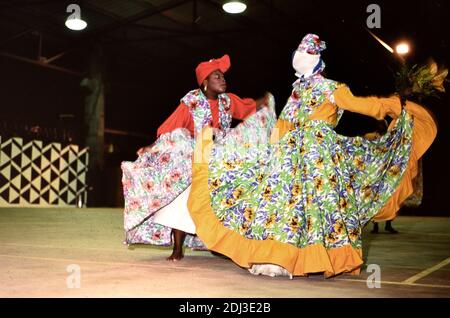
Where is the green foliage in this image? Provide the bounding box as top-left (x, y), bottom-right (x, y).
top-left (395, 59), bottom-right (447, 103)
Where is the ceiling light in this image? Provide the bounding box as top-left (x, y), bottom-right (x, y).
top-left (65, 18), bottom-right (87, 31)
top-left (222, 1), bottom-right (247, 14)
top-left (65, 4), bottom-right (87, 31)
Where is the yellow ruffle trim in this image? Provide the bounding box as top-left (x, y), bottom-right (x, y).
top-left (374, 100), bottom-right (437, 221)
top-left (188, 126), bottom-right (362, 277)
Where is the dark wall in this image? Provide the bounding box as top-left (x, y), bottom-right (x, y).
top-left (1, 0), bottom-right (448, 212)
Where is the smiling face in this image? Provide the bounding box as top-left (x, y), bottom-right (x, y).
top-left (203, 70), bottom-right (227, 95)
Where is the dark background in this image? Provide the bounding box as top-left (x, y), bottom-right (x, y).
top-left (0, 0), bottom-right (448, 213)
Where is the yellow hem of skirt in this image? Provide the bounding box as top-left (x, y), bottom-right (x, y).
top-left (188, 99), bottom-right (437, 276)
top-left (188, 127), bottom-right (362, 277)
top-left (373, 100), bottom-right (437, 221)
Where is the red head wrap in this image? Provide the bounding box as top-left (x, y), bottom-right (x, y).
top-left (195, 54), bottom-right (230, 86)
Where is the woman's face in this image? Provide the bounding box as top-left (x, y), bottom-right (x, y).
top-left (204, 70), bottom-right (227, 94)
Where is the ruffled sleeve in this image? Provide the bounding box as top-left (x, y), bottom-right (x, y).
top-left (156, 102), bottom-right (194, 137)
top-left (228, 93), bottom-right (257, 120)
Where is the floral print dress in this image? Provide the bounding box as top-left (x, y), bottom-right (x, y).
top-left (188, 73), bottom-right (435, 276)
top-left (121, 89), bottom-right (277, 247)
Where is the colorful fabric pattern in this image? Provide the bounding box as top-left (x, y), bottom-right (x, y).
top-left (181, 89), bottom-right (231, 139)
top-left (121, 90), bottom-right (276, 248)
top-left (297, 33), bottom-right (326, 54)
top-left (207, 75), bottom-right (413, 252)
top-left (122, 127), bottom-right (198, 246)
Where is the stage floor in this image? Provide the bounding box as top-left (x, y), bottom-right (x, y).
top-left (0, 208), bottom-right (449, 297)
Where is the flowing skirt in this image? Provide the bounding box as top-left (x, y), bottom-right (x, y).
top-left (121, 96), bottom-right (277, 248)
top-left (187, 100), bottom-right (437, 277)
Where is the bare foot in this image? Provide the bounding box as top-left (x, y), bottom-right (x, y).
top-left (166, 249), bottom-right (184, 261)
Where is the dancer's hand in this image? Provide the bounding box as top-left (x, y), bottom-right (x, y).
top-left (256, 92), bottom-right (272, 110)
top-left (137, 145), bottom-right (151, 156)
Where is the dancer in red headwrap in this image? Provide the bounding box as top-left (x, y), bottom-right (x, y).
top-left (121, 55), bottom-right (277, 261)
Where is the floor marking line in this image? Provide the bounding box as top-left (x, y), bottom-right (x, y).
top-left (1, 254), bottom-right (450, 289)
top-left (335, 278), bottom-right (450, 289)
top-left (401, 257), bottom-right (450, 284)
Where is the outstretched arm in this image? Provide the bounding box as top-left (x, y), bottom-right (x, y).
top-left (228, 93), bottom-right (257, 120)
top-left (156, 102), bottom-right (193, 137)
top-left (333, 85), bottom-right (402, 120)
top-left (137, 103), bottom-right (193, 156)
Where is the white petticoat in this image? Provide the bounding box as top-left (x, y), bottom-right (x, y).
top-left (153, 185), bottom-right (196, 234)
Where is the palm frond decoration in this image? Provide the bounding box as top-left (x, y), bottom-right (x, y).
top-left (395, 58), bottom-right (448, 104)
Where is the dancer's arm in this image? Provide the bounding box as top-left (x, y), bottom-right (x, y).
top-left (157, 103), bottom-right (194, 137)
top-left (228, 93), bottom-right (257, 120)
top-left (137, 103), bottom-right (193, 156)
top-left (333, 85), bottom-right (402, 120)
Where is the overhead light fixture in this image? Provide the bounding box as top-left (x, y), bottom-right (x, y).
top-left (395, 43), bottom-right (409, 55)
top-left (222, 1), bottom-right (247, 14)
top-left (65, 4), bottom-right (87, 31)
top-left (65, 18), bottom-right (87, 31)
